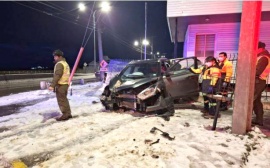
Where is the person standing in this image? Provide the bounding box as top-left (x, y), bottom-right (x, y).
top-left (48, 49), bottom-right (72, 121)
top-left (252, 42), bottom-right (270, 126)
top-left (190, 56), bottom-right (221, 118)
top-left (217, 52), bottom-right (233, 111)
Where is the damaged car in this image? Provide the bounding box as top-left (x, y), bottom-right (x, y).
top-left (100, 57), bottom-right (201, 116)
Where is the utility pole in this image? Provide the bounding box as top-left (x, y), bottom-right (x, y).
top-left (97, 22), bottom-right (105, 81)
top-left (93, 11), bottom-right (97, 71)
top-left (232, 1), bottom-right (262, 134)
top-left (144, 2), bottom-right (147, 60)
top-left (174, 18), bottom-right (178, 58)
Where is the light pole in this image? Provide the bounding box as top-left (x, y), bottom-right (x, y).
top-left (93, 10), bottom-right (97, 71)
top-left (93, 2), bottom-right (111, 71)
top-left (79, 2), bottom-right (111, 71)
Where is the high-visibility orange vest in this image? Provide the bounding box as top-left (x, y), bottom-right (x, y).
top-left (54, 61), bottom-right (70, 84)
top-left (219, 59), bottom-right (233, 82)
top-left (257, 55), bottom-right (270, 80)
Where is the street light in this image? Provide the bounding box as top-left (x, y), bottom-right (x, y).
top-left (142, 39), bottom-right (149, 45)
top-left (134, 41), bottom-right (139, 46)
top-left (93, 2), bottom-right (111, 71)
top-left (79, 2), bottom-right (111, 71)
top-left (134, 39), bottom-right (150, 60)
top-left (100, 2), bottom-right (111, 12)
top-left (78, 3), bottom-right (86, 12)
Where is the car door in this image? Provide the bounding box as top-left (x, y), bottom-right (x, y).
top-left (163, 57), bottom-right (201, 99)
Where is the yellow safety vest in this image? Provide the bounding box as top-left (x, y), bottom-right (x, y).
top-left (191, 66), bottom-right (221, 86)
top-left (257, 55), bottom-right (270, 80)
top-left (54, 60), bottom-right (70, 84)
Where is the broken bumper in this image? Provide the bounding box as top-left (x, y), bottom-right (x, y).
top-left (100, 93), bottom-right (168, 112)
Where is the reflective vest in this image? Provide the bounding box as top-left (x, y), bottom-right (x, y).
top-left (54, 61), bottom-right (70, 84)
top-left (191, 66), bottom-right (221, 86)
top-left (257, 55), bottom-right (270, 80)
top-left (219, 59), bottom-right (233, 82)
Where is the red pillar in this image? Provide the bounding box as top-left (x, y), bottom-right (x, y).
top-left (232, 1), bottom-right (262, 134)
top-left (68, 47), bottom-right (84, 85)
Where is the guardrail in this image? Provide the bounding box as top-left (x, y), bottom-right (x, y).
top-left (0, 68), bottom-right (96, 75)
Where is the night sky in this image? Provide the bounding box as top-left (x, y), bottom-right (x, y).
top-left (0, 1), bottom-right (183, 70)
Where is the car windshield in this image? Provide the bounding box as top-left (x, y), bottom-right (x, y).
top-left (120, 62), bottom-right (160, 80)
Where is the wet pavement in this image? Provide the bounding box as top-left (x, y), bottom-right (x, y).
top-left (0, 77), bottom-right (98, 97)
top-left (0, 97), bottom-right (51, 117)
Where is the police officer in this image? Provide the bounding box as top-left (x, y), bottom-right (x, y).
top-left (48, 49), bottom-right (72, 121)
top-left (252, 42), bottom-right (270, 126)
top-left (217, 52), bottom-right (233, 111)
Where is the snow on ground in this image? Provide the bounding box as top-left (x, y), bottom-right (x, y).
top-left (0, 82), bottom-right (270, 168)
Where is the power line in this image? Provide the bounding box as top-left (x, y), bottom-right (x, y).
top-left (13, 1), bottom-right (152, 57)
top-left (104, 25), bottom-right (152, 55)
top-left (13, 2), bottom-right (93, 30)
top-left (81, 1), bottom-right (96, 47)
top-left (105, 29), bottom-right (152, 56)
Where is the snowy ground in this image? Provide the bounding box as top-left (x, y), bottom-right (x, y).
top-left (0, 82), bottom-right (270, 168)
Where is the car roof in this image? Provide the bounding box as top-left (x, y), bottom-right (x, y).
top-left (128, 58), bottom-right (168, 65)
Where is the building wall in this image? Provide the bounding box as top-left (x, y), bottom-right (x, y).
top-left (184, 21), bottom-right (270, 60)
top-left (167, 0), bottom-right (270, 17)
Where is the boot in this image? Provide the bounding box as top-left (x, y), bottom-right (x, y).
top-left (56, 114), bottom-right (72, 121)
top-left (201, 102), bottom-right (209, 113)
top-left (251, 120), bottom-right (263, 126)
top-left (200, 108), bottom-right (208, 114)
top-left (219, 102), bottom-right (228, 111)
top-left (203, 105), bottom-right (220, 119)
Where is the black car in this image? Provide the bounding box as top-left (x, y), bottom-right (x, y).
top-left (100, 57), bottom-right (201, 116)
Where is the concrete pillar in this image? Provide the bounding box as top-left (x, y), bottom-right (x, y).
top-left (232, 1), bottom-right (262, 134)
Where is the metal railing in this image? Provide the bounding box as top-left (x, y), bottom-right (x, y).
top-left (0, 67), bottom-right (97, 75)
top-left (227, 53), bottom-right (270, 101)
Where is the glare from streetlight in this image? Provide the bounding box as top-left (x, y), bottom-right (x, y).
top-left (157, 52), bottom-right (160, 55)
top-left (134, 41), bottom-right (139, 46)
top-left (100, 2), bottom-right (111, 12)
top-left (78, 3), bottom-right (86, 12)
top-left (142, 39), bottom-right (149, 45)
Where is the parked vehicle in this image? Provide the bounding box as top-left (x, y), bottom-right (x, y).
top-left (100, 57), bottom-right (201, 115)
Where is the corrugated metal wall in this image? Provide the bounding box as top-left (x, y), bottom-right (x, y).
top-left (184, 21), bottom-right (270, 58)
top-left (167, 0), bottom-right (270, 17)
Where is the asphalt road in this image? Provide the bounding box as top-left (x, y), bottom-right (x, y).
top-left (0, 73), bottom-right (97, 97)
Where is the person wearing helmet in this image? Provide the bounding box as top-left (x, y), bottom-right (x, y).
top-left (190, 56), bottom-right (221, 119)
top-left (48, 49), bottom-right (72, 121)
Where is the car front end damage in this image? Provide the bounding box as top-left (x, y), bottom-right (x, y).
top-left (100, 78), bottom-right (174, 115)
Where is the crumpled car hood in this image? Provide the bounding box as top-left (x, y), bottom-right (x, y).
top-left (111, 77), bottom-right (158, 92)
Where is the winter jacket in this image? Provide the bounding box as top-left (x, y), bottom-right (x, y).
top-left (51, 58), bottom-right (70, 87)
top-left (191, 65), bottom-right (221, 93)
top-left (218, 58), bottom-right (233, 82)
top-left (256, 50), bottom-right (270, 81)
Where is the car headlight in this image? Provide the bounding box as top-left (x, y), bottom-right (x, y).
top-left (137, 84), bottom-right (160, 100)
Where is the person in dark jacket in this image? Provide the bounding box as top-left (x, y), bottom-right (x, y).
top-left (252, 42), bottom-right (270, 126)
top-left (191, 56), bottom-right (221, 119)
top-left (48, 49), bottom-right (72, 121)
